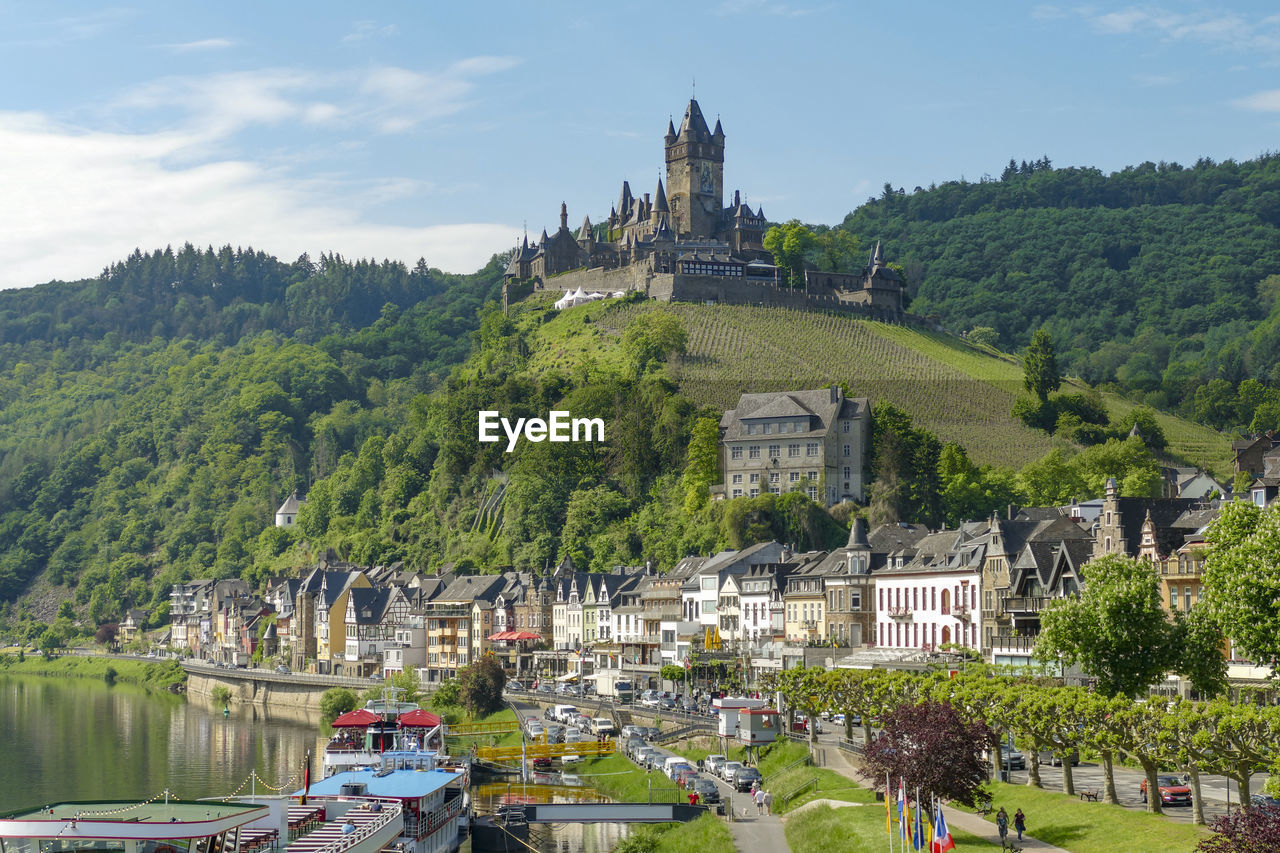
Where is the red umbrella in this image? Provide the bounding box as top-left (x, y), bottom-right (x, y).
top-left (331, 708), bottom-right (379, 727)
top-left (510, 631), bottom-right (542, 641)
top-left (486, 630), bottom-right (513, 641)
top-left (398, 709), bottom-right (442, 728)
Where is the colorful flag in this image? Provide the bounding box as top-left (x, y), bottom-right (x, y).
top-left (300, 749), bottom-right (311, 806)
top-left (885, 774), bottom-right (893, 837)
top-left (912, 793), bottom-right (925, 850)
top-left (931, 803), bottom-right (956, 853)
top-left (898, 780), bottom-right (908, 842)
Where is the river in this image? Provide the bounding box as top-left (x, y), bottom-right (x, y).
top-left (0, 675), bottom-right (627, 852)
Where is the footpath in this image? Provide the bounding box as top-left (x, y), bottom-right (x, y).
top-left (726, 789), bottom-right (791, 853)
top-left (815, 745), bottom-right (1072, 852)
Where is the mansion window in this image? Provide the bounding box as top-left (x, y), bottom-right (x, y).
top-left (806, 442), bottom-right (819, 456)
top-left (789, 472), bottom-right (800, 483)
top-left (732, 489), bottom-right (742, 498)
top-left (731, 446), bottom-right (743, 460)
top-left (788, 444), bottom-right (801, 458)
top-left (732, 474), bottom-right (743, 484)
top-left (749, 445), bottom-right (761, 459)
top-left (768, 444), bottom-right (780, 458)
top-left (843, 444), bottom-right (851, 456)
top-left (807, 486), bottom-right (817, 500)
top-left (850, 591), bottom-right (861, 609)
top-left (808, 470), bottom-right (818, 480)
top-left (842, 420), bottom-right (851, 432)
top-left (770, 472), bottom-right (780, 484)
top-left (749, 473), bottom-right (759, 484)
top-left (749, 488), bottom-right (759, 497)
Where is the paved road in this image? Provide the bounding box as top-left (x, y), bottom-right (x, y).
top-left (811, 726), bottom-right (1270, 826)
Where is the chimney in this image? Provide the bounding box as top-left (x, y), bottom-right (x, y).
top-left (1008, 504), bottom-right (1015, 520)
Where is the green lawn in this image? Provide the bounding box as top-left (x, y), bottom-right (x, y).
top-left (966, 780), bottom-right (1209, 853)
top-left (0, 653), bottom-right (186, 689)
top-left (784, 803), bottom-right (992, 853)
top-left (573, 753), bottom-right (687, 803)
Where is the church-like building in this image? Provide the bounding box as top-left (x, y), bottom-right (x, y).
top-left (504, 98), bottom-right (905, 321)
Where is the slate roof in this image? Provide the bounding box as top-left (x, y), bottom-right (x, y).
top-left (1114, 497), bottom-right (1208, 557)
top-left (720, 387), bottom-right (867, 442)
top-left (866, 523), bottom-right (930, 553)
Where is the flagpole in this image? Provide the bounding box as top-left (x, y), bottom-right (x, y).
top-left (886, 771), bottom-right (893, 853)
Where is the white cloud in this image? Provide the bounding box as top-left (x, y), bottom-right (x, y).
top-left (1233, 89), bottom-right (1280, 111)
top-left (342, 21), bottom-right (398, 43)
top-left (716, 0), bottom-right (819, 17)
top-left (0, 112), bottom-right (513, 289)
top-left (1079, 5), bottom-right (1280, 52)
top-left (162, 38), bottom-right (235, 53)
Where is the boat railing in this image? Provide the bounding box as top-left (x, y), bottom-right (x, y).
top-left (287, 799), bottom-right (402, 853)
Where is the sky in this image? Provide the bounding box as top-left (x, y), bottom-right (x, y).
top-left (4, 1), bottom-right (1280, 289)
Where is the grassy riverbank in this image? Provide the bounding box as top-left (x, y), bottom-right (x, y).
top-left (784, 804), bottom-right (990, 853)
top-left (671, 738), bottom-right (865, 813)
top-left (0, 653), bottom-right (185, 689)
top-left (572, 753), bottom-right (734, 853)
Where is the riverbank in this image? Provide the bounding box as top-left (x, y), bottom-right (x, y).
top-left (0, 653), bottom-right (185, 689)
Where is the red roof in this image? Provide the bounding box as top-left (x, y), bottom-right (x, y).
top-left (331, 708), bottom-right (379, 727)
top-left (398, 709), bottom-right (442, 728)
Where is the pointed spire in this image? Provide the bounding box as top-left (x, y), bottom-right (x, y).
top-left (679, 98), bottom-right (712, 142)
top-left (577, 215), bottom-right (593, 241)
top-left (539, 227), bottom-right (549, 244)
top-left (654, 177), bottom-right (668, 213)
top-left (713, 117), bottom-right (724, 141)
top-left (1129, 421), bottom-right (1145, 441)
top-left (847, 517), bottom-right (869, 550)
top-left (665, 118), bottom-right (677, 144)
top-left (872, 241), bottom-right (884, 268)
top-left (617, 181), bottom-right (633, 218)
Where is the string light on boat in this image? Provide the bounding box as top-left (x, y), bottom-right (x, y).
top-left (217, 770), bottom-right (297, 800)
top-left (76, 790), bottom-right (173, 817)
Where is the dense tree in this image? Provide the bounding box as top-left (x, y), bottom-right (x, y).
top-left (1035, 554), bottom-right (1181, 698)
top-left (1023, 328), bottom-right (1062, 402)
top-left (458, 656), bottom-right (507, 718)
top-left (1199, 806), bottom-right (1280, 853)
top-left (762, 220), bottom-right (818, 287)
top-left (863, 700), bottom-right (991, 808)
top-left (1202, 501), bottom-right (1280, 672)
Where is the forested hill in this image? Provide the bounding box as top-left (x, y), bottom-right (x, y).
top-left (0, 245), bottom-right (506, 623)
top-left (839, 154), bottom-right (1280, 427)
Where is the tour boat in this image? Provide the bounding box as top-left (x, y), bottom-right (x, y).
top-left (323, 701), bottom-right (446, 778)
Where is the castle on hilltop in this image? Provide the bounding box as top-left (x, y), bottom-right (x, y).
top-left (503, 99), bottom-right (907, 321)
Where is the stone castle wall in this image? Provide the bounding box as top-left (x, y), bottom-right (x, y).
top-left (519, 266), bottom-right (924, 325)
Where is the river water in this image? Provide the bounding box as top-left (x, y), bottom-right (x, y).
top-left (0, 676), bottom-right (627, 852)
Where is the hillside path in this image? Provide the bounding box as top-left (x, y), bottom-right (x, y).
top-left (727, 788), bottom-right (792, 853)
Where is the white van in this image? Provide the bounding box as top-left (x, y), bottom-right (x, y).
top-left (591, 718), bottom-right (616, 736)
top-left (553, 704), bottom-right (579, 724)
top-left (663, 755), bottom-right (691, 777)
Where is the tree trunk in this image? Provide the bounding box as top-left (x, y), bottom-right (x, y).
top-left (1236, 761), bottom-right (1253, 805)
top-left (1141, 759), bottom-right (1163, 815)
top-left (863, 719), bottom-right (873, 744)
top-left (991, 733), bottom-right (1004, 783)
top-left (1186, 765), bottom-right (1205, 825)
top-left (1101, 751), bottom-right (1117, 805)
top-left (1027, 751), bottom-right (1042, 788)
top-left (1062, 753), bottom-right (1076, 797)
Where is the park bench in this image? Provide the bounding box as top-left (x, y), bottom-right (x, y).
top-left (1078, 789), bottom-right (1100, 802)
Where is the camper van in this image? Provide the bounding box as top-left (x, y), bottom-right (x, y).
top-left (552, 704), bottom-right (579, 723)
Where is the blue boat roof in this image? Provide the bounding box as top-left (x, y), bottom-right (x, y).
top-left (297, 768), bottom-right (460, 799)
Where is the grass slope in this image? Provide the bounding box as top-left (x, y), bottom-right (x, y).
top-left (526, 301), bottom-right (1231, 474)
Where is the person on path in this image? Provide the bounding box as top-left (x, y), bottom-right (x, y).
top-left (996, 807), bottom-right (1009, 846)
top-left (688, 791), bottom-right (700, 806)
top-left (1014, 808), bottom-right (1026, 842)
top-left (753, 787), bottom-right (765, 814)
top-left (763, 790), bottom-right (773, 816)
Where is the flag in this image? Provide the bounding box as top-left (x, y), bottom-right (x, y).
top-left (931, 803), bottom-right (955, 853)
top-left (300, 749), bottom-right (311, 806)
top-left (898, 780), bottom-right (908, 842)
top-left (912, 794), bottom-right (925, 850)
top-left (885, 773), bottom-right (892, 837)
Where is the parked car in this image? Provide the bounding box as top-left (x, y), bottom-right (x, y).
top-left (733, 767), bottom-right (763, 792)
top-left (704, 754), bottom-right (727, 777)
top-left (639, 690), bottom-right (660, 708)
top-left (657, 697), bottom-right (676, 711)
top-left (275, 665), bottom-right (290, 674)
top-left (1037, 748), bottom-right (1080, 767)
top-left (666, 761), bottom-right (694, 782)
top-left (689, 777), bottom-right (720, 804)
top-left (621, 725), bottom-right (645, 741)
top-left (720, 761), bottom-right (744, 783)
top-left (641, 726), bottom-right (661, 740)
top-left (1141, 775), bottom-right (1192, 806)
top-left (537, 683), bottom-right (555, 694)
top-left (564, 726), bottom-right (585, 744)
top-left (590, 718), bottom-right (616, 736)
top-left (531, 757), bottom-right (553, 770)
top-left (1001, 744), bottom-right (1025, 770)
top-left (545, 724), bottom-right (565, 744)
top-left (674, 768), bottom-right (700, 789)
top-left (505, 681), bottom-right (525, 692)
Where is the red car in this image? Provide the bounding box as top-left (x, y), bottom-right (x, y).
top-left (1140, 775), bottom-right (1192, 806)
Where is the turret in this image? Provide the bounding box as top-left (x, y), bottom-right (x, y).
top-left (654, 178), bottom-right (669, 213)
top-left (712, 117), bottom-right (724, 144)
top-left (577, 215), bottom-right (593, 242)
top-left (560, 202), bottom-right (568, 232)
top-left (665, 118), bottom-right (677, 146)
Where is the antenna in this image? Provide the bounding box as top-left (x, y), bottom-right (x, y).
top-left (692, 76), bottom-right (695, 99)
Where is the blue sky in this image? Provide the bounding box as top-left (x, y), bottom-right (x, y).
top-left (3, 1), bottom-right (1280, 288)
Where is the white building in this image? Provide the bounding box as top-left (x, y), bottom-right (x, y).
top-left (874, 528), bottom-right (983, 653)
top-left (275, 490), bottom-right (304, 527)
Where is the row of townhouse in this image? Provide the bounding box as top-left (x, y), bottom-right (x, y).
top-left (169, 480), bottom-right (1229, 687)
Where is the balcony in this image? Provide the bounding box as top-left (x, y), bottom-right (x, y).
top-left (1003, 596), bottom-right (1049, 615)
top-left (990, 632), bottom-right (1038, 654)
top-left (887, 606), bottom-right (913, 621)
top-left (951, 603), bottom-right (971, 620)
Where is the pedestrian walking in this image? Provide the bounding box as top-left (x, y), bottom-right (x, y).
top-left (763, 790), bottom-right (773, 816)
top-left (753, 787), bottom-right (765, 814)
top-left (688, 791), bottom-right (700, 807)
top-left (1014, 808), bottom-right (1026, 842)
top-left (995, 807), bottom-right (1009, 846)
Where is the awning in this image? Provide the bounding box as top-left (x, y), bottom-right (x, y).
top-left (331, 708), bottom-right (379, 727)
top-left (487, 630), bottom-right (543, 641)
top-left (487, 631), bottom-right (513, 641)
top-left (397, 709), bottom-right (442, 728)
top-left (555, 673), bottom-right (579, 683)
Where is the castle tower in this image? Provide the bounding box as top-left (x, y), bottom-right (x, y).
top-left (665, 98), bottom-right (724, 239)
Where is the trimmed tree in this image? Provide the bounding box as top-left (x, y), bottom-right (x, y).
top-left (1023, 328), bottom-right (1061, 402)
top-left (1202, 501), bottom-right (1280, 672)
top-left (459, 656), bottom-right (507, 718)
